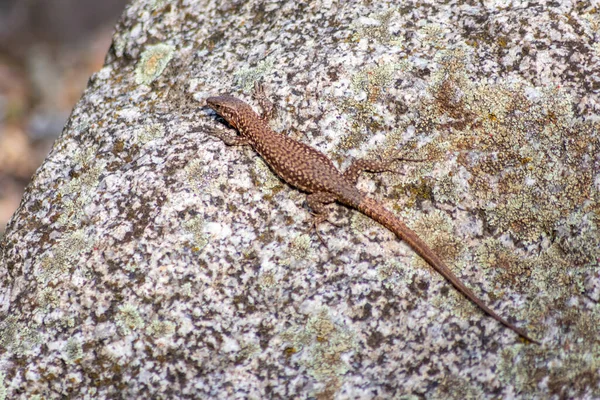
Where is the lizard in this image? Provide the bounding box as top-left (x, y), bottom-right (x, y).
top-left (205, 85), bottom-right (539, 344)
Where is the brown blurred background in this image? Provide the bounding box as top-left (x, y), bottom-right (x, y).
top-left (0, 0), bottom-right (128, 236)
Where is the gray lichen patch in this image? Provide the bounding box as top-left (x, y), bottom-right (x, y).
top-left (351, 8), bottom-right (402, 45)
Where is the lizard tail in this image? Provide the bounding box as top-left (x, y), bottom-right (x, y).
top-left (357, 196), bottom-right (539, 344)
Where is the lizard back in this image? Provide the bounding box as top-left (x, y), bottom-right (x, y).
top-left (221, 97), bottom-right (363, 204)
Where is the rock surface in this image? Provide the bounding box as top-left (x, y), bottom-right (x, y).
top-left (1, 0), bottom-right (599, 398)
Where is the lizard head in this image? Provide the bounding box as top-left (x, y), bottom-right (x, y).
top-left (206, 95), bottom-right (250, 129)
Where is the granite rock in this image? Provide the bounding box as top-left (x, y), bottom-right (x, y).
top-left (1, 0), bottom-right (599, 398)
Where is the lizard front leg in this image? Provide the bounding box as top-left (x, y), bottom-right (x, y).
top-left (253, 82), bottom-right (276, 121)
top-left (208, 126), bottom-right (251, 146)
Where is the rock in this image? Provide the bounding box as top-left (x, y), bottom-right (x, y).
top-left (1, 1), bottom-right (599, 398)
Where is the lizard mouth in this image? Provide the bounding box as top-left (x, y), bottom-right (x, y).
top-left (206, 102), bottom-right (236, 129)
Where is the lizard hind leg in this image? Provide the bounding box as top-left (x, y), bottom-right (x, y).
top-left (306, 192), bottom-right (339, 246)
top-left (343, 158), bottom-right (400, 185)
top-left (343, 156), bottom-right (428, 185)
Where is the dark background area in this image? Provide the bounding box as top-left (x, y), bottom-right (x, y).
top-left (0, 0), bottom-right (128, 235)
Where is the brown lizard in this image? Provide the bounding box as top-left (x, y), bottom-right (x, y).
top-left (206, 86), bottom-right (539, 344)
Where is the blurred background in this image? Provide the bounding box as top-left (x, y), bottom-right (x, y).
top-left (0, 0), bottom-right (128, 236)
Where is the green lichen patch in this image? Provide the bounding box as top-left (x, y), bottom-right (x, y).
top-left (0, 316), bottom-right (42, 356)
top-left (335, 62), bottom-right (405, 153)
top-left (36, 287), bottom-right (61, 311)
top-left (135, 43), bottom-right (175, 85)
top-left (65, 145), bottom-right (103, 190)
top-left (431, 374), bottom-right (485, 400)
top-left (57, 145), bottom-right (104, 228)
top-left (38, 229), bottom-right (94, 284)
top-left (419, 23), bottom-right (450, 49)
top-left (184, 215), bottom-right (208, 251)
top-left (351, 63), bottom-right (399, 104)
top-left (476, 238), bottom-right (537, 291)
top-left (123, 260), bottom-right (138, 272)
top-left (2, 0), bottom-right (599, 397)
top-left (376, 258), bottom-right (416, 296)
top-left (512, 242), bottom-right (594, 339)
top-left (233, 58), bottom-right (274, 92)
top-left (115, 304), bottom-right (145, 335)
top-left (304, 314), bottom-right (355, 379)
top-left (235, 341), bottom-right (260, 365)
top-left (410, 210), bottom-right (463, 267)
top-left (499, 339), bottom-right (600, 398)
top-left (415, 47), bottom-right (599, 252)
top-left (180, 282), bottom-right (192, 297)
top-left (151, 0), bottom-right (168, 10)
top-left (528, 244), bottom-right (572, 303)
top-left (555, 211), bottom-right (600, 267)
top-left (431, 174), bottom-right (463, 204)
top-left (288, 234), bottom-right (312, 259)
top-left (147, 319), bottom-right (176, 337)
top-left (63, 337), bottom-right (84, 364)
top-left (350, 209), bottom-right (379, 237)
top-left (183, 159), bottom-right (204, 181)
top-left (388, 177), bottom-right (436, 210)
top-left (281, 309), bottom-right (356, 385)
top-left (0, 372), bottom-right (6, 400)
top-left (55, 197), bottom-right (86, 228)
top-left (135, 123), bottom-right (165, 144)
top-left (251, 157), bottom-right (283, 192)
top-left (398, 45), bottom-right (600, 343)
top-left (184, 158), bottom-right (222, 196)
top-left (258, 270), bottom-right (276, 289)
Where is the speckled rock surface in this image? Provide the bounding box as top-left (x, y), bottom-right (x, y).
top-left (1, 0), bottom-right (599, 398)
